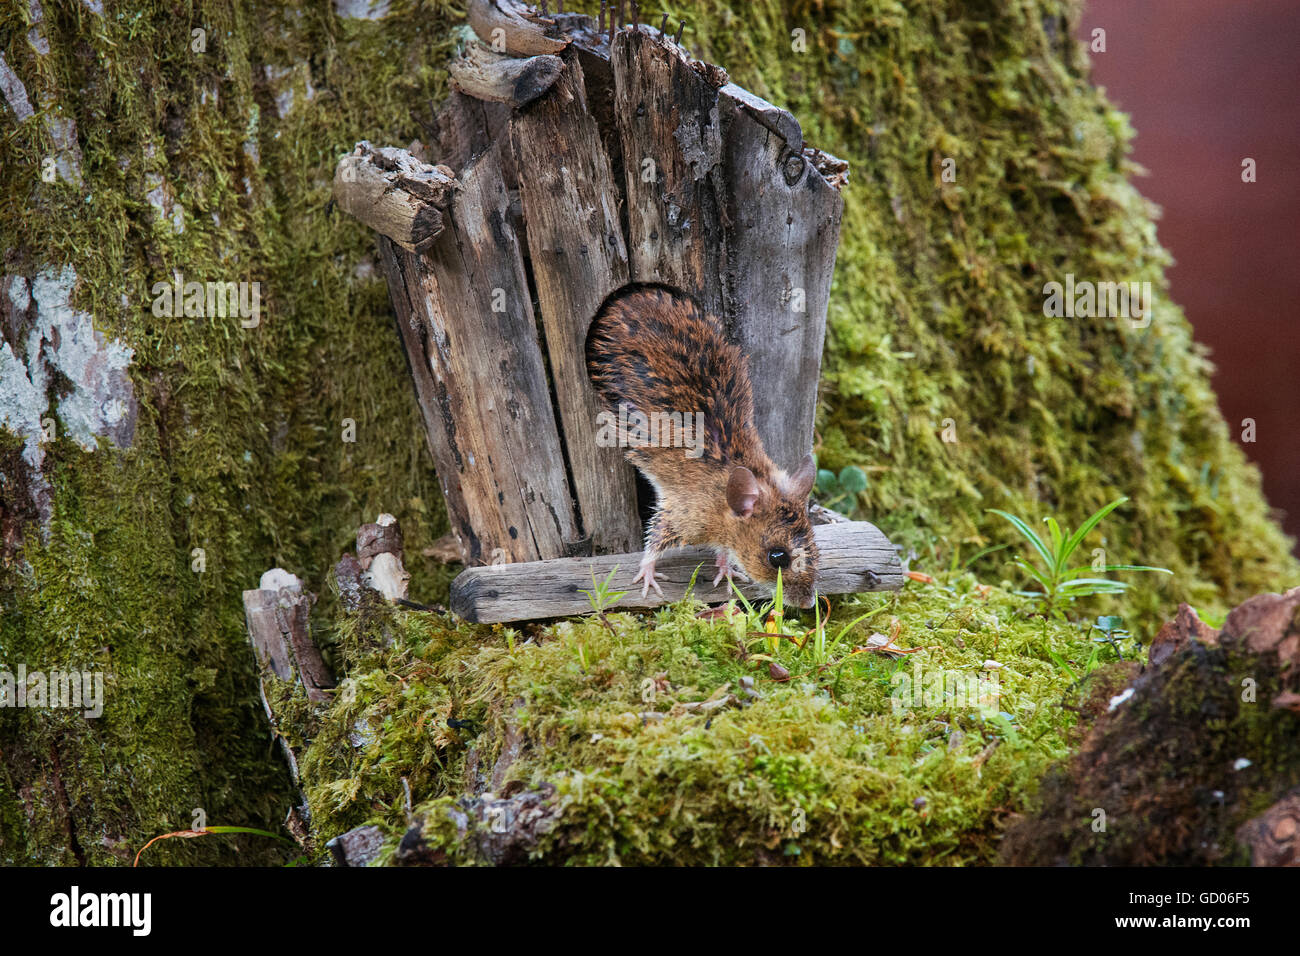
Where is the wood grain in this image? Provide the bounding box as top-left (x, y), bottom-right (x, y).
top-left (450, 519), bottom-right (902, 622)
top-left (511, 54), bottom-right (642, 554)
top-left (380, 143), bottom-right (580, 565)
top-left (611, 28), bottom-right (728, 318)
top-left (719, 89), bottom-right (844, 473)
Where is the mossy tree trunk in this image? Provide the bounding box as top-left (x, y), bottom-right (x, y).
top-left (0, 0), bottom-right (1293, 864)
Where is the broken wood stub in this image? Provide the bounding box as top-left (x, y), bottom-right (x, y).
top-left (449, 38), bottom-right (564, 109)
top-left (242, 569), bottom-right (335, 806)
top-left (332, 142), bottom-right (456, 253)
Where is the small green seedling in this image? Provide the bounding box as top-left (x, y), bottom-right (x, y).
top-left (1089, 614), bottom-right (1133, 661)
top-left (814, 459), bottom-right (868, 513)
top-left (987, 496), bottom-right (1171, 617)
top-left (580, 565), bottom-right (628, 615)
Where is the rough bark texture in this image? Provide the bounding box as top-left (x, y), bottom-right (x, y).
top-left (0, 0), bottom-right (1295, 865)
top-left (508, 54), bottom-right (641, 554)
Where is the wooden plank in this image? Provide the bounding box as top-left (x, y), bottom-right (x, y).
top-left (380, 143), bottom-right (580, 565)
top-left (719, 89), bottom-right (844, 473)
top-left (611, 28), bottom-right (728, 317)
top-left (511, 54), bottom-right (642, 555)
top-left (450, 520), bottom-right (903, 623)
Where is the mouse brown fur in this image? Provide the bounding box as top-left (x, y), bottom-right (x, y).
top-left (586, 283), bottom-right (818, 607)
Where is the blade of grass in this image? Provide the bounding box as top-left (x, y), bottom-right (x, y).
top-left (988, 509), bottom-right (1054, 569)
top-left (1061, 496), bottom-right (1129, 559)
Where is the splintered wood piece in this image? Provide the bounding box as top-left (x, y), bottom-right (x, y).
top-left (720, 91), bottom-right (844, 473)
top-left (381, 143), bottom-right (580, 565)
top-left (611, 28), bottom-right (728, 318)
top-left (450, 520), bottom-right (903, 623)
top-left (243, 574), bottom-right (335, 703)
top-left (468, 0), bottom-right (568, 56)
top-left (327, 825), bottom-right (386, 867)
top-left (511, 55), bottom-right (642, 554)
top-left (332, 142), bottom-right (456, 253)
top-left (449, 38), bottom-right (564, 108)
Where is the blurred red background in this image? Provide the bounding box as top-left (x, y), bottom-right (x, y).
top-left (1078, 0), bottom-right (1300, 553)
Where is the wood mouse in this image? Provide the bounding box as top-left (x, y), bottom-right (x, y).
top-left (586, 283), bottom-right (819, 607)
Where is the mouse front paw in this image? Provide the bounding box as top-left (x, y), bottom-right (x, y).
top-left (711, 552), bottom-right (749, 589)
top-left (633, 557), bottom-right (665, 599)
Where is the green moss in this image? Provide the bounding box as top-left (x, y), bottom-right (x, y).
top-left (0, 0), bottom-right (457, 864)
top-left (295, 577), bottom-right (1129, 865)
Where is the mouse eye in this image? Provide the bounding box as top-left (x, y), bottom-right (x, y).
top-left (767, 548), bottom-right (791, 570)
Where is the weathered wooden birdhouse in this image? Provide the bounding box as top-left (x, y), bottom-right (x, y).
top-left (333, 0), bottom-right (902, 622)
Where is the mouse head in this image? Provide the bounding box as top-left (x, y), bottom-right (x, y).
top-left (724, 454), bottom-right (819, 608)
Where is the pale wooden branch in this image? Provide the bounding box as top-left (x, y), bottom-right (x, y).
top-left (332, 142), bottom-right (456, 253)
top-left (467, 0), bottom-right (568, 57)
top-left (449, 39), bottom-right (564, 108)
top-left (450, 520), bottom-right (903, 623)
top-left (356, 512), bottom-right (410, 602)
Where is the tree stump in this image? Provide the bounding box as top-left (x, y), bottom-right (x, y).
top-left (333, 2), bottom-right (901, 622)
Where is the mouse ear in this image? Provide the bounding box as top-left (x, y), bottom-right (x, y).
top-left (726, 466), bottom-right (760, 518)
top-left (789, 453), bottom-right (816, 499)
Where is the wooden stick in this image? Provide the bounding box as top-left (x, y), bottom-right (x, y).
top-left (449, 38), bottom-right (564, 108)
top-left (332, 142), bottom-right (455, 253)
top-left (450, 520), bottom-right (903, 623)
